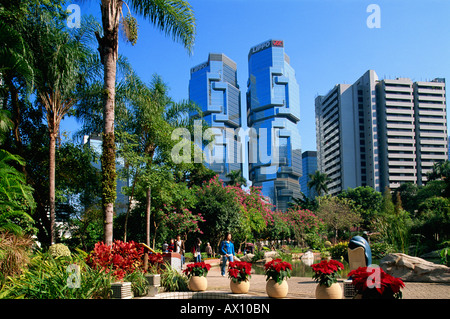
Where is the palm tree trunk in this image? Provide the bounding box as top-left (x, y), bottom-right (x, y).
top-left (49, 131), bottom-right (57, 244)
top-left (97, 0), bottom-right (122, 246)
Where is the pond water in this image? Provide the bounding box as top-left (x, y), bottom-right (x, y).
top-left (251, 258), bottom-right (352, 278)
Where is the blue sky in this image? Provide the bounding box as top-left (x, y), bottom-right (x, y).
top-left (63, 0), bottom-right (450, 155)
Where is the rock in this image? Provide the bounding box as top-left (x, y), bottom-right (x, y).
top-left (240, 253), bottom-right (254, 262)
top-left (255, 257), bottom-right (273, 264)
top-left (264, 251), bottom-right (279, 259)
top-left (380, 253), bottom-right (450, 283)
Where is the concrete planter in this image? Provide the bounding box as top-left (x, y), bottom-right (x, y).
top-left (111, 282), bottom-right (133, 299)
top-left (145, 274), bottom-right (161, 297)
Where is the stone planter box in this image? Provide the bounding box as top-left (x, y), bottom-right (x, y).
top-left (111, 282), bottom-right (133, 299)
top-left (145, 274), bottom-right (161, 297)
top-left (162, 252), bottom-right (182, 272)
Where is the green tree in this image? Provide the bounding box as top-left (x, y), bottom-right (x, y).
top-left (289, 193), bottom-right (318, 212)
top-left (307, 170), bottom-right (330, 201)
top-left (28, 16), bottom-right (94, 244)
top-left (316, 195), bottom-right (362, 244)
top-left (338, 186), bottom-right (383, 229)
top-left (375, 187), bottom-right (412, 253)
top-left (225, 170), bottom-right (247, 187)
top-left (94, 0), bottom-right (196, 246)
top-left (193, 175), bottom-right (242, 254)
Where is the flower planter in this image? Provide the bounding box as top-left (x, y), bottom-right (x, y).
top-left (188, 276), bottom-right (207, 292)
top-left (145, 274), bottom-right (161, 297)
top-left (266, 279), bottom-right (288, 298)
top-left (315, 282), bottom-right (343, 299)
top-left (111, 282), bottom-right (133, 299)
top-left (230, 280), bottom-right (250, 294)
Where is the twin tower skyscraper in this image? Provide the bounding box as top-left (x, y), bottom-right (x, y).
top-left (188, 40), bottom-right (302, 211)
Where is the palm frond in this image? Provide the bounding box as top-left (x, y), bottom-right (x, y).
top-left (128, 0), bottom-right (196, 53)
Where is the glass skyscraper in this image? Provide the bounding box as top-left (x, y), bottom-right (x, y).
top-left (189, 53), bottom-right (243, 181)
top-left (246, 39), bottom-right (302, 211)
top-left (299, 151), bottom-right (317, 199)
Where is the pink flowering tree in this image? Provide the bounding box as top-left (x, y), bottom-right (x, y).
top-left (228, 184), bottom-right (274, 247)
top-left (159, 205), bottom-right (205, 241)
top-left (285, 208), bottom-right (325, 248)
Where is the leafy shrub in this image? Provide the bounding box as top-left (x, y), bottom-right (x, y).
top-left (161, 263), bottom-right (188, 292)
top-left (328, 242), bottom-right (349, 261)
top-left (124, 271), bottom-right (148, 297)
top-left (48, 243), bottom-right (71, 258)
top-left (0, 251), bottom-right (113, 299)
top-left (370, 242), bottom-right (395, 259)
top-left (86, 240), bottom-right (144, 280)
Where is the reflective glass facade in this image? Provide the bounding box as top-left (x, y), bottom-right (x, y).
top-left (247, 40), bottom-right (302, 211)
top-left (189, 53), bottom-right (243, 181)
top-left (299, 151), bottom-right (317, 199)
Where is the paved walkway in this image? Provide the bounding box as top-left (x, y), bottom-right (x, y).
top-left (145, 264), bottom-right (450, 299)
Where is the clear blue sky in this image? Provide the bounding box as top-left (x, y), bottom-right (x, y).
top-left (63, 0), bottom-right (450, 155)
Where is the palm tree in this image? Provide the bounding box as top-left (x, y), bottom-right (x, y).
top-left (28, 17), bottom-right (93, 244)
top-left (94, 0), bottom-right (196, 245)
top-left (225, 169), bottom-right (247, 187)
top-left (120, 74), bottom-right (200, 246)
top-left (307, 170), bottom-right (331, 201)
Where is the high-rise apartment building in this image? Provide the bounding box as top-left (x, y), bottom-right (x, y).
top-left (246, 39), bottom-right (302, 211)
top-left (299, 151), bottom-right (317, 198)
top-left (413, 79), bottom-right (447, 185)
top-left (188, 53), bottom-right (243, 181)
top-left (315, 70), bottom-right (380, 195)
top-left (316, 70), bottom-right (447, 194)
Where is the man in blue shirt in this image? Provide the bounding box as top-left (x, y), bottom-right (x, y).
top-left (220, 233), bottom-right (235, 276)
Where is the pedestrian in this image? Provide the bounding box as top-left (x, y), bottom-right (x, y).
top-left (167, 238), bottom-right (175, 252)
top-left (219, 233), bottom-right (235, 277)
top-left (206, 242), bottom-right (212, 258)
top-left (175, 235), bottom-right (185, 267)
top-left (162, 241), bottom-right (168, 252)
top-left (192, 238), bottom-right (202, 263)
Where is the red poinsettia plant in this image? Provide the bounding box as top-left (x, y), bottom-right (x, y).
top-left (348, 266), bottom-right (405, 299)
top-left (264, 259), bottom-right (292, 284)
top-left (311, 259), bottom-right (344, 287)
top-left (183, 262), bottom-right (211, 278)
top-left (228, 261), bottom-right (252, 283)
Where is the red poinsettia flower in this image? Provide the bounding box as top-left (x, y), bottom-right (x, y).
top-left (228, 261), bottom-right (252, 283)
top-left (310, 259), bottom-right (344, 287)
top-left (264, 259), bottom-right (292, 284)
top-left (348, 266), bottom-right (405, 299)
top-left (183, 262), bottom-right (211, 278)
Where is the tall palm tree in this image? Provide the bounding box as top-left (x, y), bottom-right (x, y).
top-left (94, 0), bottom-right (196, 245)
top-left (307, 170), bottom-right (331, 200)
top-left (28, 16), bottom-right (93, 244)
top-left (225, 169), bottom-right (247, 187)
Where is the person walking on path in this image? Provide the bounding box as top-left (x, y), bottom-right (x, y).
top-left (192, 238), bottom-right (202, 263)
top-left (220, 233), bottom-right (235, 276)
top-left (175, 235), bottom-right (185, 268)
top-left (206, 242), bottom-right (213, 258)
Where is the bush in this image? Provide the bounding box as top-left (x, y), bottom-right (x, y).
top-left (0, 232), bottom-right (33, 286)
top-left (0, 251), bottom-right (113, 299)
top-left (370, 242), bottom-right (395, 259)
top-left (48, 243), bottom-right (71, 258)
top-left (160, 263), bottom-right (188, 292)
top-left (86, 240), bottom-right (144, 280)
top-left (328, 242), bottom-right (349, 261)
top-left (124, 271), bottom-right (148, 297)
